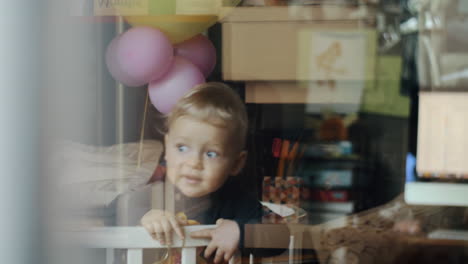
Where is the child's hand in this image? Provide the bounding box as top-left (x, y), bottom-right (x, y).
top-left (190, 219), bottom-right (240, 264)
top-left (141, 209), bottom-right (186, 245)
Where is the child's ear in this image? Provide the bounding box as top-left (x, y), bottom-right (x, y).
top-left (230, 150), bottom-right (247, 176)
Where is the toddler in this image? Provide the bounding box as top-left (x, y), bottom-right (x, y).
top-left (141, 82), bottom-right (264, 264)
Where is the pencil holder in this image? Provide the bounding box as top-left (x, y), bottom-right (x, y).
top-left (262, 176), bottom-right (305, 223)
top-left (262, 176), bottom-right (302, 205)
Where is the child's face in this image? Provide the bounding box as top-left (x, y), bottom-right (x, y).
top-left (164, 116), bottom-right (246, 198)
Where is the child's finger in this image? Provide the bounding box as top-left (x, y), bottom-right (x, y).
top-left (203, 241), bottom-right (217, 259)
top-left (142, 223), bottom-right (154, 238)
top-left (160, 219), bottom-right (173, 245)
top-left (169, 216), bottom-right (185, 239)
top-left (213, 249), bottom-right (225, 264)
top-left (190, 228), bottom-right (214, 239)
top-left (156, 233), bottom-right (166, 245)
top-left (223, 249), bottom-right (235, 263)
top-left (152, 222), bottom-right (165, 244)
top-left (151, 221), bottom-right (162, 234)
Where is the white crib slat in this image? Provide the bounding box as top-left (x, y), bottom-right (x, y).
top-left (127, 249), bottom-right (143, 264)
top-left (106, 248), bottom-right (114, 264)
top-left (288, 235), bottom-right (294, 264)
top-left (181, 247), bottom-right (197, 264)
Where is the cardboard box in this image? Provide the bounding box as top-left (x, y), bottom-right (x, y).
top-left (221, 6), bottom-right (376, 81)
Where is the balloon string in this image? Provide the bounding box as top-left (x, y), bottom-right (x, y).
top-left (137, 89), bottom-right (150, 168)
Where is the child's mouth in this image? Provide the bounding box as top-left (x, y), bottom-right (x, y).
top-left (183, 175), bottom-right (202, 184)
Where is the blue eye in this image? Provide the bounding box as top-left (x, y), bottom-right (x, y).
top-left (206, 151), bottom-right (218, 158)
top-left (177, 145), bottom-right (188, 152)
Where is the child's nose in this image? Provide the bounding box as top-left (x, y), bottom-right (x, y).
top-left (186, 153), bottom-right (203, 169)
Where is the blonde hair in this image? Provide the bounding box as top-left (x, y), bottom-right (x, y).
top-left (166, 82), bottom-right (248, 150)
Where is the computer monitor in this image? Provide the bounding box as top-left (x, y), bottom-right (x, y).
top-left (404, 0), bottom-right (468, 207)
top-left (404, 92), bottom-right (468, 207)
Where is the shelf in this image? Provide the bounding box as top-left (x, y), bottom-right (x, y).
top-left (245, 81), bottom-right (367, 104)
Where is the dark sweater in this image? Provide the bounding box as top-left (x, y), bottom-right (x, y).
top-left (178, 178), bottom-right (288, 258)
top-left (178, 178), bottom-right (264, 248)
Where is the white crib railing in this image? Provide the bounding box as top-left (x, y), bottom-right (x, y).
top-left (67, 225), bottom-right (215, 264)
top-left (64, 225), bottom-right (300, 264)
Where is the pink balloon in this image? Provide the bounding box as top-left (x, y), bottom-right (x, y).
top-left (175, 34), bottom-right (216, 77)
top-left (106, 27), bottom-right (173, 87)
top-left (149, 56), bottom-right (205, 114)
